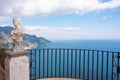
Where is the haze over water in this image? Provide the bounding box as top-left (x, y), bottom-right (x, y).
top-left (39, 40), bottom-right (120, 52)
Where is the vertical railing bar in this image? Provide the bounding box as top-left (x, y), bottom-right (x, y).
top-left (55, 49), bottom-right (57, 77)
top-left (79, 49), bottom-right (81, 78)
top-left (47, 49), bottom-right (49, 77)
top-left (35, 49), bottom-right (37, 79)
top-left (39, 49), bottom-right (41, 78)
top-left (106, 51), bottom-right (109, 80)
top-left (83, 49), bottom-right (85, 79)
top-left (75, 49), bottom-right (77, 78)
top-left (101, 51), bottom-right (104, 80)
top-left (30, 50), bottom-right (32, 80)
top-left (96, 51), bottom-right (99, 80)
top-left (53, 49), bottom-right (55, 77)
top-left (51, 49), bottom-right (53, 77)
top-left (87, 50), bottom-right (90, 80)
top-left (43, 49), bottom-right (45, 78)
top-left (118, 52), bottom-right (120, 79)
top-left (112, 52), bottom-right (114, 80)
top-left (67, 49), bottom-right (69, 78)
top-left (45, 49), bottom-right (47, 78)
top-left (71, 49), bottom-right (73, 78)
top-left (59, 49), bottom-right (61, 77)
top-left (92, 50), bottom-right (94, 80)
top-left (63, 49), bottom-right (65, 77)
top-left (117, 52), bottom-right (119, 80)
top-left (77, 49), bottom-right (80, 78)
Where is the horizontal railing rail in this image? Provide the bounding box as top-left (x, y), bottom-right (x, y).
top-left (28, 48), bottom-right (120, 80)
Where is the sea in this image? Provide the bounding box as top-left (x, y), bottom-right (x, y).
top-left (32, 40), bottom-right (120, 80)
top-left (38, 40), bottom-right (120, 52)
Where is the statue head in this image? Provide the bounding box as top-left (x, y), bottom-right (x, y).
top-left (13, 17), bottom-right (21, 28)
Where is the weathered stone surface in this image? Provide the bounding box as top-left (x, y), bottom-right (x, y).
top-left (5, 50), bottom-right (28, 57)
top-left (5, 55), bottom-right (29, 80)
top-left (0, 53), bottom-right (6, 70)
top-left (0, 65), bottom-right (5, 80)
top-left (0, 46), bottom-right (7, 70)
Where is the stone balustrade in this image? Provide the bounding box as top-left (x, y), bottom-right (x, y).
top-left (0, 46), bottom-right (29, 80)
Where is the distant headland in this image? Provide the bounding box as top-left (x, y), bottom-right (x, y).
top-left (0, 26), bottom-right (50, 49)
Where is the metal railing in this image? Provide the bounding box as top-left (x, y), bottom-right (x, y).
top-left (28, 48), bottom-right (120, 80)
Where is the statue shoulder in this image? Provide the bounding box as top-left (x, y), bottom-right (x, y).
top-left (11, 29), bottom-right (15, 34)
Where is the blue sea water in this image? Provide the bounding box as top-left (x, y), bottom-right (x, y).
top-left (38, 40), bottom-right (120, 52)
top-left (33, 40), bottom-right (120, 80)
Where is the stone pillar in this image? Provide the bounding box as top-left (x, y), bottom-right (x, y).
top-left (5, 50), bottom-right (29, 80)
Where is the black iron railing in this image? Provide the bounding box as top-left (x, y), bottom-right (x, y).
top-left (28, 49), bottom-right (120, 80)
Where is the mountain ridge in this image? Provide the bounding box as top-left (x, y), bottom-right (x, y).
top-left (0, 26), bottom-right (50, 49)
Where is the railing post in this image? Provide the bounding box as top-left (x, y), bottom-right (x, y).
top-left (4, 50), bottom-right (29, 80)
top-left (117, 52), bottom-right (120, 79)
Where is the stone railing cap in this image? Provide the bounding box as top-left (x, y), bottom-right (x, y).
top-left (0, 46), bottom-right (7, 53)
top-left (4, 50), bottom-right (28, 57)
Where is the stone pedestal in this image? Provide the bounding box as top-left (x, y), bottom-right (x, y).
top-left (5, 50), bottom-right (29, 80)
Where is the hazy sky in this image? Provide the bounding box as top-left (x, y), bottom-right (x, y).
top-left (0, 0), bottom-right (120, 40)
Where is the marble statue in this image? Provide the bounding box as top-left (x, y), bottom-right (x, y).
top-left (11, 17), bottom-right (24, 52)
